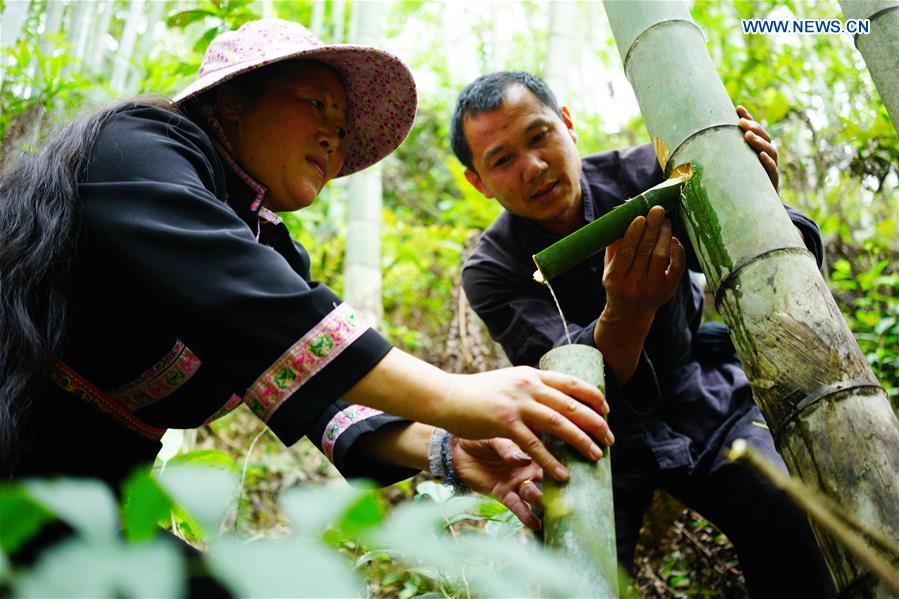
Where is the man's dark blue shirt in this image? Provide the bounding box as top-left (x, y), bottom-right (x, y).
top-left (462, 143), bottom-right (824, 473)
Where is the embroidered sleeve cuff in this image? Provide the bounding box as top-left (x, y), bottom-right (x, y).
top-left (249, 304), bottom-right (393, 447)
top-left (328, 412), bottom-right (419, 486)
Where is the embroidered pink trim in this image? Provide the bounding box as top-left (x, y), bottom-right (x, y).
top-left (258, 206), bottom-right (282, 225)
top-left (45, 359), bottom-right (166, 441)
top-left (109, 340), bottom-right (202, 411)
top-left (321, 405), bottom-right (383, 462)
top-left (203, 393), bottom-right (243, 426)
top-left (200, 105), bottom-right (268, 211)
top-left (244, 303), bottom-right (368, 422)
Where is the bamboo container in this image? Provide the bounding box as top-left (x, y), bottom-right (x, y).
top-left (532, 165), bottom-right (691, 284)
top-left (539, 344), bottom-right (618, 598)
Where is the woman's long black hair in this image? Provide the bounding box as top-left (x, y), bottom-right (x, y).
top-left (0, 98), bottom-right (176, 477)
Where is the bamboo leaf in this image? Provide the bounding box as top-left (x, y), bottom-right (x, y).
top-left (0, 485), bottom-right (54, 554)
top-left (205, 537), bottom-right (363, 597)
top-left (165, 9), bottom-right (214, 29)
top-left (23, 479), bottom-right (118, 542)
top-left (121, 468), bottom-right (174, 543)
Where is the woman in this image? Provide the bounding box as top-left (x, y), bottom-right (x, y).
top-left (0, 19), bottom-right (609, 526)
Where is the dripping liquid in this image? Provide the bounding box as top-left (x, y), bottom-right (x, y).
top-left (545, 280), bottom-right (572, 345)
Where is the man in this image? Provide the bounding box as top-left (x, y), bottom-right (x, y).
top-left (452, 72), bottom-right (835, 598)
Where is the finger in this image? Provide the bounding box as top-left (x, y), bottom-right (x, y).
top-left (518, 479), bottom-right (544, 508)
top-left (535, 382), bottom-right (614, 446)
top-left (526, 399), bottom-right (613, 461)
top-left (488, 438), bottom-right (532, 464)
top-left (739, 118), bottom-right (772, 144)
top-left (538, 369), bottom-right (609, 415)
top-left (604, 239), bottom-right (619, 267)
top-left (736, 105), bottom-right (753, 121)
top-left (633, 206), bottom-right (665, 275)
top-left (648, 218), bottom-right (673, 282)
top-left (502, 490), bottom-right (541, 530)
top-left (744, 130), bottom-right (777, 161)
top-left (760, 151), bottom-right (779, 191)
top-left (510, 421), bottom-right (569, 481)
top-left (605, 216), bottom-right (645, 279)
top-left (666, 237), bottom-right (687, 288)
top-left (740, 119), bottom-right (771, 143)
top-left (743, 130), bottom-right (775, 161)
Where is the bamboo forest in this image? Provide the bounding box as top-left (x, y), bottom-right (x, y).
top-left (1, 0), bottom-right (897, 597)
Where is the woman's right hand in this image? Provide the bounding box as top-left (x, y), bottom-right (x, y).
top-left (343, 348), bottom-right (612, 481)
top-left (440, 366), bottom-right (613, 481)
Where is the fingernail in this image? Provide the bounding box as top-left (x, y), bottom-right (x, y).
top-left (554, 466), bottom-right (568, 480)
top-left (513, 451), bottom-right (531, 461)
top-left (591, 445), bottom-right (603, 460)
top-left (607, 432), bottom-right (616, 445)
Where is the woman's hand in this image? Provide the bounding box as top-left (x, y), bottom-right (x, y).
top-left (452, 437), bottom-right (545, 530)
top-left (343, 348), bottom-right (611, 482)
top-left (441, 367), bottom-right (612, 481)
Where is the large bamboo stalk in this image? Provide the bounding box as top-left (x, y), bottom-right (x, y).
top-left (839, 0), bottom-right (899, 132)
top-left (532, 165), bottom-right (691, 283)
top-left (344, 0), bottom-right (384, 327)
top-left (602, 2), bottom-right (899, 596)
top-left (539, 345), bottom-right (617, 598)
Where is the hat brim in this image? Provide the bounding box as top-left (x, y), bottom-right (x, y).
top-left (173, 45), bottom-right (417, 177)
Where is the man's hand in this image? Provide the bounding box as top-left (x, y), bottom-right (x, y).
top-left (594, 205), bottom-right (686, 383)
top-left (453, 437), bottom-right (545, 530)
top-left (737, 105), bottom-right (779, 191)
top-left (602, 206), bottom-right (685, 319)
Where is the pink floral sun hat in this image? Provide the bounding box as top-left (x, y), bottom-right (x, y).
top-left (174, 18), bottom-right (417, 177)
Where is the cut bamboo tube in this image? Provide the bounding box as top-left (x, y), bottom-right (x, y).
top-left (539, 344), bottom-right (618, 598)
top-left (532, 165), bottom-right (691, 284)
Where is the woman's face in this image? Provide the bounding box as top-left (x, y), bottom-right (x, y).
top-left (224, 62), bottom-right (348, 212)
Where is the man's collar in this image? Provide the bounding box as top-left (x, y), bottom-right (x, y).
top-left (580, 174), bottom-right (597, 224)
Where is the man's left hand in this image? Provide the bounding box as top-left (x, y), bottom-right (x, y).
top-left (737, 105), bottom-right (779, 191)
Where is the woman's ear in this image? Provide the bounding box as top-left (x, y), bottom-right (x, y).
top-left (216, 84), bottom-right (246, 123)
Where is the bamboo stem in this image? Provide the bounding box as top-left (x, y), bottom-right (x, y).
top-left (603, 2), bottom-right (899, 594)
top-left (539, 344), bottom-right (618, 598)
top-left (839, 0), bottom-right (899, 132)
top-left (727, 440), bottom-right (899, 596)
top-left (532, 164), bottom-right (692, 284)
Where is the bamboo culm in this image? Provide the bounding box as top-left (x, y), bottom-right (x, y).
top-left (603, 2), bottom-right (899, 596)
top-left (839, 0), bottom-right (899, 132)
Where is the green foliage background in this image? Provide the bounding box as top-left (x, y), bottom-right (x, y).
top-left (1, 0), bottom-right (897, 596)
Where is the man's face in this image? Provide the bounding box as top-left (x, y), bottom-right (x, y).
top-left (462, 85), bottom-right (583, 233)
